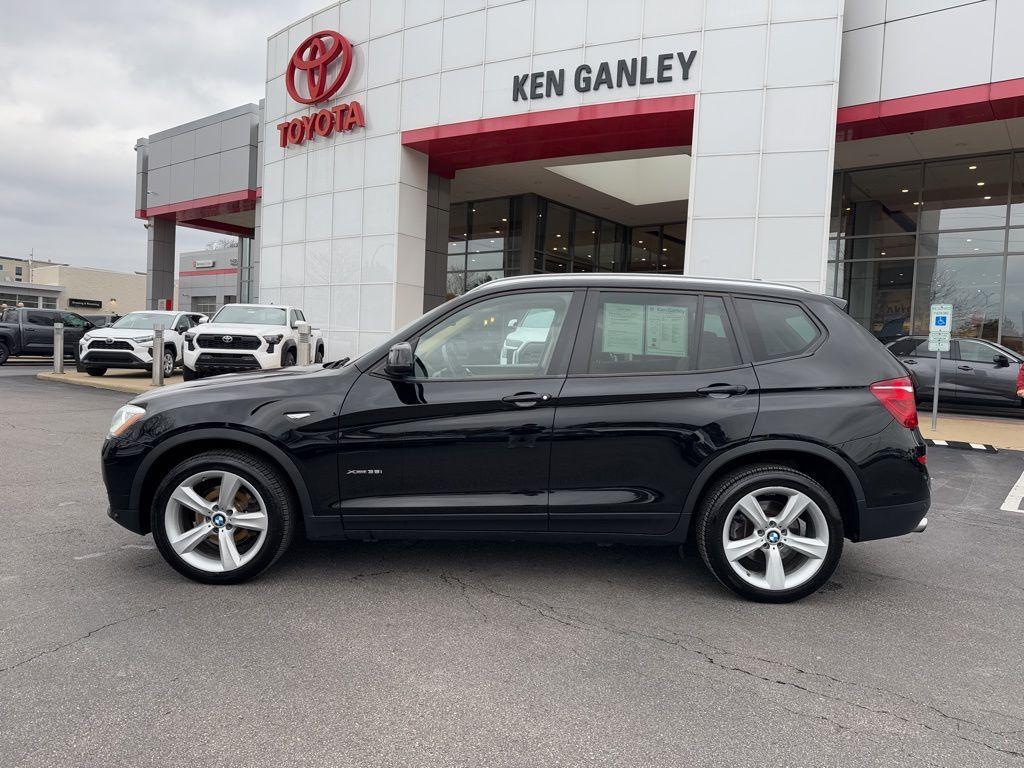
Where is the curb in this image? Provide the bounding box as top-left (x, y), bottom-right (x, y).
top-left (926, 439), bottom-right (998, 453)
top-left (35, 371), bottom-right (162, 395)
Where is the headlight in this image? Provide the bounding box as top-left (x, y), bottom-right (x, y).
top-left (135, 335), bottom-right (154, 343)
top-left (109, 404), bottom-right (145, 437)
top-left (83, 332), bottom-right (95, 341)
top-left (184, 332), bottom-right (195, 342)
top-left (263, 334), bottom-right (284, 345)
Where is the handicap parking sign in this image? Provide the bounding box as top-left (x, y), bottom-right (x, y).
top-left (934, 316), bottom-right (947, 327)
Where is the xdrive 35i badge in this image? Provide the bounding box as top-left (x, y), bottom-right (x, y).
top-left (346, 469), bottom-right (382, 475)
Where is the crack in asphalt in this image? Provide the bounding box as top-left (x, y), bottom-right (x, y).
top-left (0, 604), bottom-right (171, 674)
top-left (436, 573), bottom-right (1024, 762)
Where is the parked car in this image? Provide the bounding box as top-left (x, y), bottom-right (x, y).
top-left (181, 303), bottom-right (324, 380)
top-left (0, 308), bottom-right (93, 365)
top-left (887, 336), bottom-right (1024, 409)
top-left (81, 313), bottom-right (122, 328)
top-left (102, 274), bottom-right (930, 602)
top-left (77, 310), bottom-right (208, 378)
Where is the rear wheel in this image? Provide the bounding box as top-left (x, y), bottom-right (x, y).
top-left (150, 450), bottom-right (296, 584)
top-left (695, 465), bottom-right (843, 603)
top-left (314, 345), bottom-right (324, 363)
top-left (0, 341), bottom-right (8, 365)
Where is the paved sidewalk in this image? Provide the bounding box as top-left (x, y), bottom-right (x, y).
top-left (37, 369), bottom-right (182, 394)
top-left (920, 413), bottom-right (1024, 451)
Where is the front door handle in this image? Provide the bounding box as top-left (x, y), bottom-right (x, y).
top-left (696, 384), bottom-right (748, 398)
top-left (501, 392), bottom-right (552, 408)
top-left (957, 365), bottom-right (973, 371)
top-left (902, 359), bottom-right (917, 365)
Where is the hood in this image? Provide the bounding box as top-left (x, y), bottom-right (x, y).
top-left (192, 323), bottom-right (285, 338)
top-left (133, 364), bottom-right (326, 407)
top-left (85, 328), bottom-right (160, 342)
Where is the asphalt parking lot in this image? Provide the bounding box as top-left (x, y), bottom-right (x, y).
top-left (3, 365), bottom-right (1024, 768)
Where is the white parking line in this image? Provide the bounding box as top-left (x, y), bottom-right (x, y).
top-left (969, 443), bottom-right (986, 450)
top-left (933, 440), bottom-right (948, 446)
top-left (1001, 469), bottom-right (1024, 513)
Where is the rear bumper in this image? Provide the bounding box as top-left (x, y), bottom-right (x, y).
top-left (856, 498), bottom-right (930, 541)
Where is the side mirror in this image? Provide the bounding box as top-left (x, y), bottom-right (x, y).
top-left (507, 318), bottom-right (518, 330)
top-left (994, 353), bottom-right (1010, 368)
top-left (385, 342), bottom-right (415, 377)
top-left (198, 317), bottom-right (209, 324)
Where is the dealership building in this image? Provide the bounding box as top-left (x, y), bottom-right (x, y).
top-left (134, 0), bottom-right (1024, 357)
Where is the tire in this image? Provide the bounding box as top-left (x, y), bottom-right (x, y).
top-left (0, 341), bottom-right (9, 366)
top-left (282, 348), bottom-right (297, 367)
top-left (314, 345), bottom-right (324, 363)
top-left (162, 346), bottom-right (176, 378)
top-left (695, 464), bottom-right (844, 603)
top-left (150, 450), bottom-right (297, 584)
top-left (183, 366), bottom-right (200, 382)
top-left (85, 367), bottom-right (107, 377)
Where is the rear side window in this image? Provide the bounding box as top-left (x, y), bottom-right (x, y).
top-left (734, 298), bottom-right (820, 362)
top-left (588, 292), bottom-right (698, 374)
top-left (26, 311), bottom-right (56, 326)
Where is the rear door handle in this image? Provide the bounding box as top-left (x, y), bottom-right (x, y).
top-left (696, 384), bottom-right (748, 398)
top-left (501, 392), bottom-right (552, 408)
top-left (957, 365), bottom-right (973, 371)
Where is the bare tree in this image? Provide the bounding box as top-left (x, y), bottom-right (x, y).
top-left (205, 237), bottom-right (239, 250)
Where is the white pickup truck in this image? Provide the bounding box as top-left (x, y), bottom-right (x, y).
top-left (182, 304), bottom-right (324, 380)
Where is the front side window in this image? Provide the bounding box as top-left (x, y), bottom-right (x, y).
top-left (60, 313), bottom-right (88, 328)
top-left (112, 312), bottom-right (171, 330)
top-left (412, 291), bottom-right (573, 379)
top-left (957, 339), bottom-right (1000, 364)
top-left (734, 299), bottom-right (820, 362)
top-left (588, 292), bottom-right (698, 374)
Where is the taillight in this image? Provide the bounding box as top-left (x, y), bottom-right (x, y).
top-left (870, 376), bottom-right (918, 429)
top-left (1017, 363), bottom-right (1024, 398)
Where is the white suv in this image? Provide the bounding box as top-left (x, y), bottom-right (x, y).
top-left (77, 310), bottom-right (207, 378)
top-left (182, 304), bottom-right (324, 380)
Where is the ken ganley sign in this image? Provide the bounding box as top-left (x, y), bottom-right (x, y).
top-left (276, 30), bottom-right (365, 148)
top-left (513, 50), bottom-right (697, 102)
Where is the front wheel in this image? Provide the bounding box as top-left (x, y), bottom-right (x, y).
top-left (150, 450), bottom-right (297, 584)
top-left (85, 367), bottom-right (107, 377)
top-left (282, 348), bottom-right (296, 367)
top-left (162, 347), bottom-right (175, 378)
top-left (182, 366), bottom-right (200, 382)
top-left (0, 341), bottom-right (8, 365)
top-left (695, 465), bottom-right (843, 603)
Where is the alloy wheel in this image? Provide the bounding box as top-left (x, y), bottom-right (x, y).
top-left (163, 470), bottom-right (269, 573)
top-left (721, 486), bottom-right (830, 591)
top-left (163, 351), bottom-right (175, 377)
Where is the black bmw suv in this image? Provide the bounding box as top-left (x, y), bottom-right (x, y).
top-left (102, 275), bottom-right (929, 602)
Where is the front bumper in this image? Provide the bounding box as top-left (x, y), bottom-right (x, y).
top-left (80, 339), bottom-right (155, 369)
top-left (184, 336), bottom-right (279, 373)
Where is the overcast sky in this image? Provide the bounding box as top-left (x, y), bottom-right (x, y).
top-left (0, 1), bottom-right (306, 273)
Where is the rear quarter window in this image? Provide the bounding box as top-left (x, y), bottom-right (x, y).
top-left (734, 298), bottom-right (821, 362)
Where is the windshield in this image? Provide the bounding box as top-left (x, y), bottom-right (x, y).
top-left (212, 306), bottom-right (287, 325)
top-left (111, 312), bottom-right (172, 330)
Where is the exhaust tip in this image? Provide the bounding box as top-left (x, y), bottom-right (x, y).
top-left (913, 517), bottom-right (928, 533)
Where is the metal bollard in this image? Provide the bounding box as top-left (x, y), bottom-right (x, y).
top-left (53, 323), bottom-right (64, 374)
top-left (296, 322), bottom-right (311, 366)
top-left (151, 324), bottom-right (165, 387)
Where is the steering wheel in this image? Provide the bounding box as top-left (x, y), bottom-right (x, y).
top-left (439, 341), bottom-right (471, 378)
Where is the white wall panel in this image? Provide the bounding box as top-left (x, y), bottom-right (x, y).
top-left (586, 0), bottom-right (642, 45)
top-left (704, 0), bottom-right (769, 29)
top-left (992, 0), bottom-right (1024, 83)
top-left (485, 2), bottom-right (533, 62)
top-left (880, 2), bottom-right (995, 100)
top-left (400, 74), bottom-right (441, 129)
top-left (696, 90), bottom-right (764, 155)
top-left (838, 25), bottom-right (883, 107)
top-left (439, 66), bottom-right (484, 123)
top-left (764, 85), bottom-right (834, 152)
top-left (642, 0), bottom-right (703, 37)
top-left (442, 11), bottom-right (486, 69)
top-left (402, 21), bottom-right (442, 78)
top-left (370, 0), bottom-right (405, 38)
top-left (767, 19), bottom-right (838, 87)
top-left (758, 151), bottom-right (831, 216)
top-left (533, 0), bottom-right (586, 54)
top-left (700, 26), bottom-right (768, 93)
top-left (843, 0), bottom-right (885, 30)
top-left (406, 0), bottom-right (443, 27)
top-left (885, 0), bottom-right (979, 21)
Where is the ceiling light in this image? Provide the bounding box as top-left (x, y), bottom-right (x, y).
top-left (984, 195), bottom-right (992, 200)
top-left (556, 234), bottom-right (561, 238)
top-left (501, 218), bottom-right (507, 222)
top-left (881, 251), bottom-right (887, 256)
top-left (977, 181), bottom-right (985, 187)
top-left (969, 165), bottom-right (977, 170)
top-left (638, 240), bottom-right (644, 244)
top-left (966, 238), bottom-right (972, 242)
top-left (901, 189), bottom-right (909, 193)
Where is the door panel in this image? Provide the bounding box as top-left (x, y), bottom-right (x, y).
top-left (548, 291), bottom-right (759, 535)
top-left (896, 339), bottom-right (955, 401)
top-left (337, 288), bottom-right (583, 532)
top-left (954, 340), bottom-right (1021, 404)
top-left (549, 368), bottom-right (760, 534)
top-left (338, 374), bottom-right (562, 531)
top-left (23, 312), bottom-right (55, 354)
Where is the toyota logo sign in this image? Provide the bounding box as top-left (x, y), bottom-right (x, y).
top-left (286, 30), bottom-right (352, 105)
top-left (222, 336), bottom-right (233, 344)
top-left (277, 30), bottom-right (365, 149)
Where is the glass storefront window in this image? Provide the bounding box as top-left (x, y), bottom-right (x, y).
top-left (917, 229), bottom-right (1006, 257)
top-left (538, 201), bottom-right (571, 260)
top-left (598, 221), bottom-right (625, 271)
top-left (912, 256), bottom-right (1003, 341)
top-left (839, 165), bottom-right (921, 237)
top-left (468, 199), bottom-right (509, 255)
top-left (661, 223), bottom-right (686, 272)
top-left (573, 213), bottom-right (597, 272)
top-left (1001, 256), bottom-right (1024, 353)
top-left (446, 198), bottom-right (520, 298)
top-left (841, 259), bottom-right (914, 342)
top-left (449, 203), bottom-right (468, 255)
top-left (629, 227), bottom-right (660, 271)
top-left (843, 235), bottom-right (916, 260)
top-left (921, 154), bottom-right (1010, 231)
top-left (466, 270), bottom-right (504, 290)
